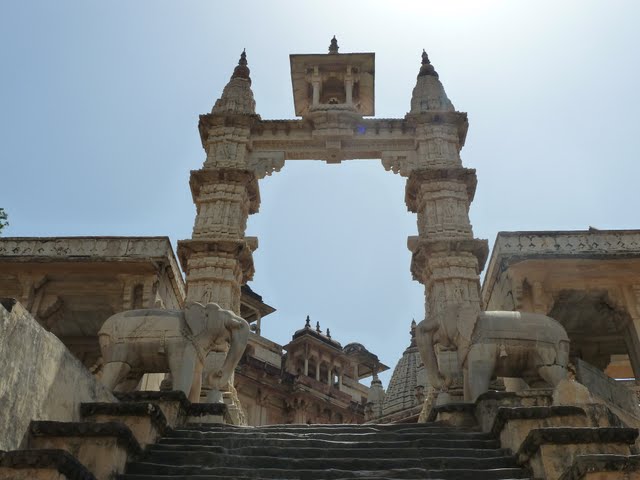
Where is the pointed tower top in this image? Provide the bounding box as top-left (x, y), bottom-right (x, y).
top-left (408, 49), bottom-right (454, 114)
top-left (316, 321), bottom-right (321, 333)
top-left (409, 319), bottom-right (417, 347)
top-left (328, 35), bottom-right (339, 54)
top-left (232, 49), bottom-right (251, 82)
top-left (305, 315), bottom-right (311, 328)
top-left (211, 49), bottom-right (256, 115)
top-left (418, 49), bottom-right (438, 78)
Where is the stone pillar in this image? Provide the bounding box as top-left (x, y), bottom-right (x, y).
top-left (316, 362), bottom-right (321, 382)
top-left (304, 357), bottom-right (309, 376)
top-left (399, 51), bottom-right (488, 400)
top-left (176, 52), bottom-right (261, 417)
top-left (406, 168), bottom-right (487, 326)
top-left (179, 168), bottom-right (259, 313)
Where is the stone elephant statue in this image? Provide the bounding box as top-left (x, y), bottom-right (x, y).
top-left (415, 307), bottom-right (570, 403)
top-left (98, 302), bottom-right (249, 403)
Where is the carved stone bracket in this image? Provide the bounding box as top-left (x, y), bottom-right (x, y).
top-left (247, 151), bottom-right (285, 179)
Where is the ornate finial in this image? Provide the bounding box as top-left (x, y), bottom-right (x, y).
top-left (421, 49), bottom-right (429, 65)
top-left (239, 48), bottom-right (247, 66)
top-left (326, 328), bottom-right (331, 338)
top-left (232, 49), bottom-right (251, 81)
top-left (409, 319), bottom-right (418, 347)
top-left (305, 315), bottom-right (311, 328)
top-left (316, 321), bottom-right (321, 333)
top-left (329, 35), bottom-right (339, 54)
top-left (418, 49), bottom-right (438, 78)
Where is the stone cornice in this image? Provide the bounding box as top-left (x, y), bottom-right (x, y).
top-left (0, 236), bottom-right (185, 301)
top-left (188, 168), bottom-right (260, 214)
top-left (405, 168), bottom-right (478, 212)
top-left (198, 113), bottom-right (260, 147)
top-left (409, 237), bottom-right (489, 279)
top-left (482, 230), bottom-right (640, 307)
top-left (177, 237), bottom-right (257, 282)
top-left (240, 113), bottom-right (467, 164)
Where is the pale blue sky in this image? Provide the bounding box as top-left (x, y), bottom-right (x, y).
top-left (2, 1), bottom-right (639, 386)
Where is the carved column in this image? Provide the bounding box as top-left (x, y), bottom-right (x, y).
top-left (396, 51), bottom-right (489, 395)
top-left (406, 167), bottom-right (487, 336)
top-left (179, 168), bottom-right (259, 313)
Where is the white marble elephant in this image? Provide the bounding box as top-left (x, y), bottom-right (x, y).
top-left (415, 307), bottom-right (570, 403)
top-left (98, 302), bottom-right (249, 403)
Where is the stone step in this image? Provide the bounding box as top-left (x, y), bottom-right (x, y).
top-left (120, 466), bottom-right (531, 479)
top-left (164, 429), bottom-right (494, 442)
top-left (156, 435), bottom-right (501, 449)
top-left (147, 443), bottom-right (512, 458)
top-left (135, 451), bottom-right (519, 471)
top-left (183, 424), bottom-right (477, 435)
top-left (559, 454), bottom-right (640, 480)
top-left (0, 449), bottom-right (96, 480)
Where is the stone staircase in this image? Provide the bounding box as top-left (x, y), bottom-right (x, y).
top-left (118, 423), bottom-right (531, 479)
top-left (3, 389), bottom-right (640, 479)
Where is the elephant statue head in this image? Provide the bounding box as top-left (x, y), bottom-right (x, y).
top-left (203, 302), bottom-right (249, 391)
top-left (415, 303), bottom-right (480, 390)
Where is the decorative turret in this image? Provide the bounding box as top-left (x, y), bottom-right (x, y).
top-left (409, 50), bottom-right (454, 114)
top-left (328, 35), bottom-right (339, 54)
top-left (365, 372), bottom-right (386, 421)
top-left (212, 50), bottom-right (257, 115)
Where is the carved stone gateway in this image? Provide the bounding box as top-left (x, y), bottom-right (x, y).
top-left (177, 39), bottom-right (494, 407)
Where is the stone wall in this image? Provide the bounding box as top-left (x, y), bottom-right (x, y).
top-left (0, 299), bottom-right (115, 451)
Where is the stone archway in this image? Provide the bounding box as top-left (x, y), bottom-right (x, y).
top-left (176, 41), bottom-right (487, 401)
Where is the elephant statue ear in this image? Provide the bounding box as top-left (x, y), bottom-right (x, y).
top-left (184, 302), bottom-right (207, 337)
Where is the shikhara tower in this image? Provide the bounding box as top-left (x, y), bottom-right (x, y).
top-left (178, 40), bottom-right (487, 398)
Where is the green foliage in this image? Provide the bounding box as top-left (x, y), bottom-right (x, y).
top-left (0, 208), bottom-right (8, 234)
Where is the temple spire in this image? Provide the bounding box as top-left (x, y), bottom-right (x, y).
top-left (408, 49), bottom-right (454, 114)
top-left (328, 35), bottom-right (339, 54)
top-left (211, 49), bottom-right (256, 115)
